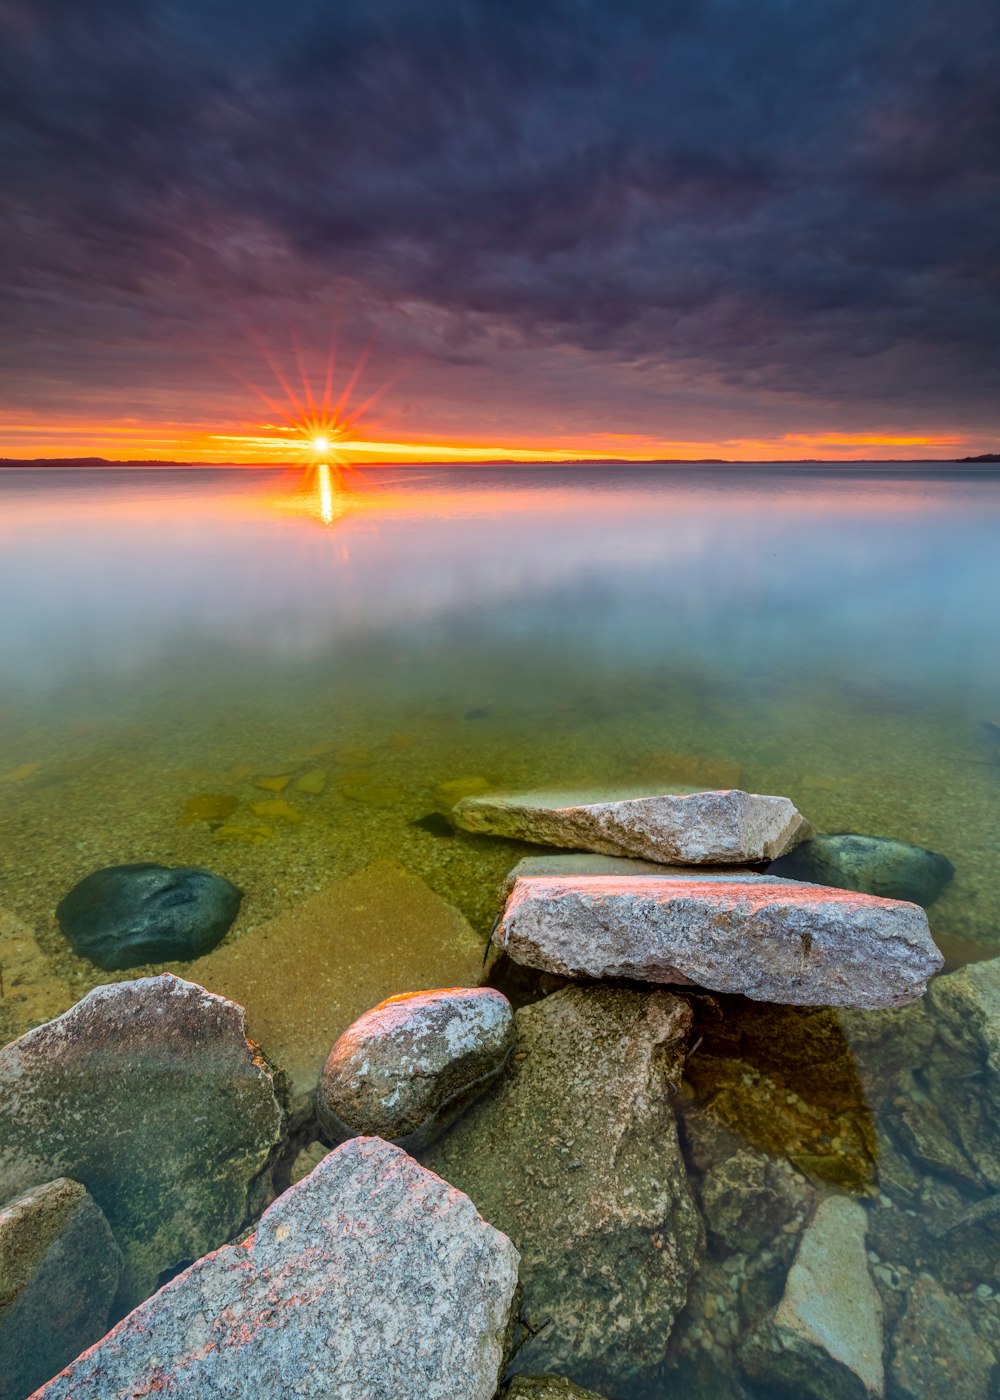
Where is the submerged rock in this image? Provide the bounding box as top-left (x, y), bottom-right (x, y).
top-left (741, 1197), bottom-right (884, 1400)
top-left (0, 1177), bottom-right (121, 1400)
top-left (501, 1378), bottom-right (608, 1399)
top-left (56, 863), bottom-right (241, 970)
top-left (925, 956), bottom-right (1000, 1187)
top-left (191, 861), bottom-right (484, 1122)
top-left (35, 1137), bottom-right (520, 1400)
top-left (890, 1273), bottom-right (997, 1400)
top-left (317, 987), bottom-right (515, 1149)
top-left (496, 873), bottom-right (942, 1009)
top-left (454, 787), bottom-right (811, 864)
top-left (770, 832), bottom-right (954, 907)
top-left (0, 974), bottom-right (287, 1312)
top-left (424, 985), bottom-right (703, 1394)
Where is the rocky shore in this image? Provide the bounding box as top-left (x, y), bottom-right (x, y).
top-left (0, 785), bottom-right (997, 1399)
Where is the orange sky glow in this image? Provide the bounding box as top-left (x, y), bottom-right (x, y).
top-left (0, 415), bottom-right (979, 464)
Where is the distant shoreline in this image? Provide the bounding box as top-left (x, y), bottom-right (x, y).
top-left (1, 455), bottom-right (998, 469)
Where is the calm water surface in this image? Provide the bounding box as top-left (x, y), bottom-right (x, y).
top-left (1, 463), bottom-right (999, 1394)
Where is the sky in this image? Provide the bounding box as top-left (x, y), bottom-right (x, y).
top-left (1, 0), bottom-right (998, 462)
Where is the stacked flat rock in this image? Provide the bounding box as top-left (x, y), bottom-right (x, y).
top-left (35, 1137), bottom-right (520, 1400)
top-left (317, 987), bottom-right (515, 1149)
top-left (453, 787), bottom-right (812, 864)
top-left (495, 872), bottom-right (943, 1009)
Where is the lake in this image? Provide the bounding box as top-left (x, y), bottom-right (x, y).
top-left (1, 462), bottom-right (999, 1395)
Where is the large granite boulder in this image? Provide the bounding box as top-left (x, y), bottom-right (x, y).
top-left (495, 873), bottom-right (942, 1009)
top-left (56, 863), bottom-right (241, 970)
top-left (889, 1273), bottom-right (996, 1400)
top-left (741, 1197), bottom-right (884, 1400)
top-left (769, 833), bottom-right (954, 906)
top-left (35, 1137), bottom-right (520, 1400)
top-left (0, 975), bottom-right (287, 1312)
top-left (453, 787), bottom-right (811, 864)
top-left (424, 985), bottom-right (703, 1395)
top-left (190, 861), bottom-right (485, 1121)
top-left (317, 987), bottom-right (515, 1148)
top-left (0, 1178), bottom-right (121, 1400)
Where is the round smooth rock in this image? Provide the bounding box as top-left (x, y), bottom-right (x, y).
top-left (317, 987), bottom-right (515, 1149)
top-left (769, 832), bottom-right (954, 906)
top-left (56, 863), bottom-right (242, 970)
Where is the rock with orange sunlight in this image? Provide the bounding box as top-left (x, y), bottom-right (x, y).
top-left (33, 1137), bottom-right (520, 1400)
top-left (317, 987), bottom-right (515, 1149)
top-left (494, 873), bottom-right (943, 1009)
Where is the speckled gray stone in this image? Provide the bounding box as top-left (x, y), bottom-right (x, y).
top-left (741, 1197), bottom-right (884, 1400)
top-left (317, 987), bottom-right (515, 1149)
top-left (423, 985), bottom-right (703, 1395)
top-left (495, 873), bottom-right (942, 1009)
top-left (0, 974), bottom-right (287, 1313)
top-left (0, 1177), bottom-right (121, 1400)
top-left (34, 1137), bottom-right (521, 1400)
top-left (453, 787), bottom-right (812, 864)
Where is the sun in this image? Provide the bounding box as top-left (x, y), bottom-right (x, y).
top-left (310, 435), bottom-right (331, 454)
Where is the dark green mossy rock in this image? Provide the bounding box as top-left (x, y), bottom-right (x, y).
top-left (769, 832), bottom-right (953, 907)
top-left (56, 863), bottom-right (241, 970)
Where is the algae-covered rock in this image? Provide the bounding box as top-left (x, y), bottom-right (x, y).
top-left (0, 974), bottom-right (287, 1312)
top-left (317, 987), bottom-right (515, 1149)
top-left (741, 1197), bottom-right (884, 1400)
top-left (56, 863), bottom-right (241, 970)
top-left (35, 1138), bottom-right (520, 1400)
top-left (0, 1177), bottom-right (121, 1400)
top-left (770, 832), bottom-right (954, 906)
top-left (699, 1146), bottom-right (797, 1255)
top-left (423, 985), bottom-right (703, 1394)
top-left (501, 1377), bottom-right (608, 1399)
top-left (454, 787), bottom-right (811, 864)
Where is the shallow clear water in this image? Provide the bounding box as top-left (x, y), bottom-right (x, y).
top-left (1, 463), bottom-right (999, 1393)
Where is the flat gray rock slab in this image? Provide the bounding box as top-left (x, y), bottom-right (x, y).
top-left (741, 1197), bottom-right (884, 1400)
top-left (454, 787), bottom-right (812, 864)
top-left (496, 873), bottom-right (943, 1009)
top-left (0, 974), bottom-right (287, 1313)
top-left (423, 985), bottom-right (703, 1395)
top-left (317, 987), bottom-right (515, 1149)
top-left (0, 1178), bottom-right (121, 1400)
top-left (35, 1137), bottom-right (520, 1400)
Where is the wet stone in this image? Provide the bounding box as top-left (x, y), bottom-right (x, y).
top-left (55, 863), bottom-right (241, 970)
top-left (317, 987), bottom-right (515, 1149)
top-left (890, 1273), bottom-right (997, 1400)
top-left (423, 985), bottom-right (703, 1395)
top-left (0, 1177), bottom-right (121, 1400)
top-left (741, 1197), bottom-right (884, 1400)
top-left (0, 974), bottom-right (287, 1312)
top-left (35, 1137), bottom-right (520, 1400)
top-left (769, 832), bottom-right (955, 906)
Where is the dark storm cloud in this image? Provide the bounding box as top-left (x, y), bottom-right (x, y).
top-left (1, 0), bottom-right (998, 418)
